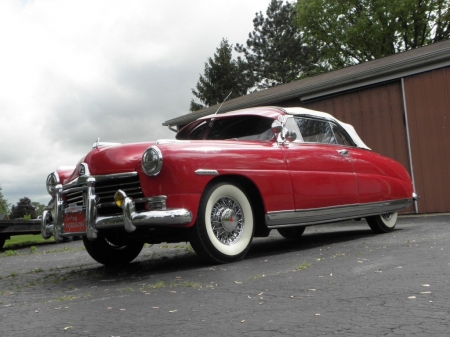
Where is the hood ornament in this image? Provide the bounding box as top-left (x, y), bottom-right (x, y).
top-left (93, 138), bottom-right (100, 149)
top-left (92, 138), bottom-right (122, 149)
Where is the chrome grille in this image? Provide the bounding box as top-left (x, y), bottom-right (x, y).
top-left (95, 176), bottom-right (143, 204)
top-left (65, 190), bottom-right (84, 205)
top-left (63, 174), bottom-right (144, 216)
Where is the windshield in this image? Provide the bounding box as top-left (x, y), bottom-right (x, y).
top-left (186, 115), bottom-right (275, 141)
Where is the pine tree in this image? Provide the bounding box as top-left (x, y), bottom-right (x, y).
top-left (190, 39), bottom-right (252, 112)
top-left (235, 0), bottom-right (325, 90)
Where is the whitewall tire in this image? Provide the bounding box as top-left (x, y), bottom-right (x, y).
top-left (366, 212), bottom-right (398, 233)
top-left (189, 181), bottom-right (254, 263)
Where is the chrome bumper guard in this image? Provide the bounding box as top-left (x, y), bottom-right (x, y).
top-left (41, 178), bottom-right (192, 242)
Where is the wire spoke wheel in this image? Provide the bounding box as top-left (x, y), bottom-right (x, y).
top-left (189, 181), bottom-right (254, 263)
top-left (210, 196), bottom-right (244, 245)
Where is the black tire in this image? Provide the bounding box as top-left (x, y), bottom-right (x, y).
top-left (366, 212), bottom-right (398, 233)
top-left (61, 237), bottom-right (73, 243)
top-left (277, 226), bottom-right (306, 239)
top-left (82, 233), bottom-right (144, 266)
top-left (0, 236), bottom-right (5, 250)
top-left (189, 181), bottom-right (254, 264)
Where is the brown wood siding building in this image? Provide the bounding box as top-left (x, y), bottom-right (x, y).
top-left (403, 67), bottom-right (450, 213)
top-left (272, 68), bottom-right (450, 214)
top-left (164, 40), bottom-right (450, 214)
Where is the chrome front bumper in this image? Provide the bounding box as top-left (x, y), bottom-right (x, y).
top-left (41, 178), bottom-right (192, 242)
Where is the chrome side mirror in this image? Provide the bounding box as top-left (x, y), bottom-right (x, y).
top-left (271, 120), bottom-right (283, 135)
top-left (272, 120), bottom-right (298, 144)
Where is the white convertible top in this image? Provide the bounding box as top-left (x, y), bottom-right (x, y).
top-left (283, 107), bottom-right (371, 150)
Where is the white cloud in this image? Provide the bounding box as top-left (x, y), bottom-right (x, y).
top-left (0, 0), bottom-right (271, 207)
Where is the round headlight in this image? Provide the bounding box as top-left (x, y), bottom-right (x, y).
top-left (46, 172), bottom-right (60, 196)
top-left (142, 146), bottom-right (163, 176)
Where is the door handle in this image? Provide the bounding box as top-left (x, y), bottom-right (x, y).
top-left (338, 149), bottom-right (349, 157)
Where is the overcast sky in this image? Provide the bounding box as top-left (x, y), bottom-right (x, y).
top-left (0, 0), bottom-right (272, 208)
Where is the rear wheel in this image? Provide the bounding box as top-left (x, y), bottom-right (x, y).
top-left (82, 233), bottom-right (144, 266)
top-left (189, 181), bottom-right (254, 264)
top-left (366, 212), bottom-right (398, 233)
top-left (277, 226), bottom-right (306, 239)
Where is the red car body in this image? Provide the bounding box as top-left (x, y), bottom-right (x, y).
top-left (42, 107), bottom-right (417, 265)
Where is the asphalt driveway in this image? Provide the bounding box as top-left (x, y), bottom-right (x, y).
top-left (1, 215), bottom-right (449, 336)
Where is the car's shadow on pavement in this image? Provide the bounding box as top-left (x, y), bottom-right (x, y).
top-left (84, 225), bottom-right (400, 283)
top-left (247, 227), bottom-right (393, 260)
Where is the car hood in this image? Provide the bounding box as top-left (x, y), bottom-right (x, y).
top-left (86, 142), bottom-right (155, 175)
top-left (64, 139), bottom-right (275, 183)
top-left (64, 142), bottom-right (154, 183)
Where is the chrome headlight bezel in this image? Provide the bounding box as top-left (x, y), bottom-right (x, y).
top-left (46, 172), bottom-right (60, 196)
top-left (79, 163), bottom-right (90, 177)
top-left (141, 146), bottom-right (163, 176)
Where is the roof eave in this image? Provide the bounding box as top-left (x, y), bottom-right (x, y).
top-left (163, 40), bottom-right (450, 127)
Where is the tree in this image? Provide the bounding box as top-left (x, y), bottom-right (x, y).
top-left (32, 202), bottom-right (46, 217)
top-left (296, 0), bottom-right (450, 69)
top-left (0, 185), bottom-right (10, 215)
top-left (235, 0), bottom-right (326, 91)
top-left (190, 39), bottom-right (252, 111)
top-left (9, 197), bottom-right (37, 220)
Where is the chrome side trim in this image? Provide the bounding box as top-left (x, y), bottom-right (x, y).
top-left (266, 198), bottom-right (412, 228)
top-left (195, 169), bottom-right (219, 176)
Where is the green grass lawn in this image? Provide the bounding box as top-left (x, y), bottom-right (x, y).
top-left (3, 234), bottom-right (55, 250)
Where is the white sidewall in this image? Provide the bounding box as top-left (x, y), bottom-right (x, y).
top-left (381, 212), bottom-right (398, 228)
top-left (204, 184), bottom-right (253, 256)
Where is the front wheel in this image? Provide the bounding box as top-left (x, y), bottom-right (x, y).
top-left (82, 233), bottom-right (144, 266)
top-left (189, 181), bottom-right (254, 264)
top-left (366, 212), bottom-right (398, 233)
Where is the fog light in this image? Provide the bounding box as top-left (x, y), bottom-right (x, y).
top-left (114, 190), bottom-right (126, 208)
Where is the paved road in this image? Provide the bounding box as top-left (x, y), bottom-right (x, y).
top-left (1, 215), bottom-right (449, 337)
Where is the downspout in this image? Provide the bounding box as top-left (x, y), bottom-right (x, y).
top-left (401, 78), bottom-right (419, 213)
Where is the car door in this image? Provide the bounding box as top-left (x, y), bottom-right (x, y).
top-left (283, 116), bottom-right (359, 210)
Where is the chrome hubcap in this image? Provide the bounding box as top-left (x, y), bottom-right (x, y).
top-left (382, 213), bottom-right (393, 221)
top-left (210, 196), bottom-right (244, 245)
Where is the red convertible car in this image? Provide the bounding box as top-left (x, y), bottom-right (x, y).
top-left (42, 107), bottom-right (418, 265)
